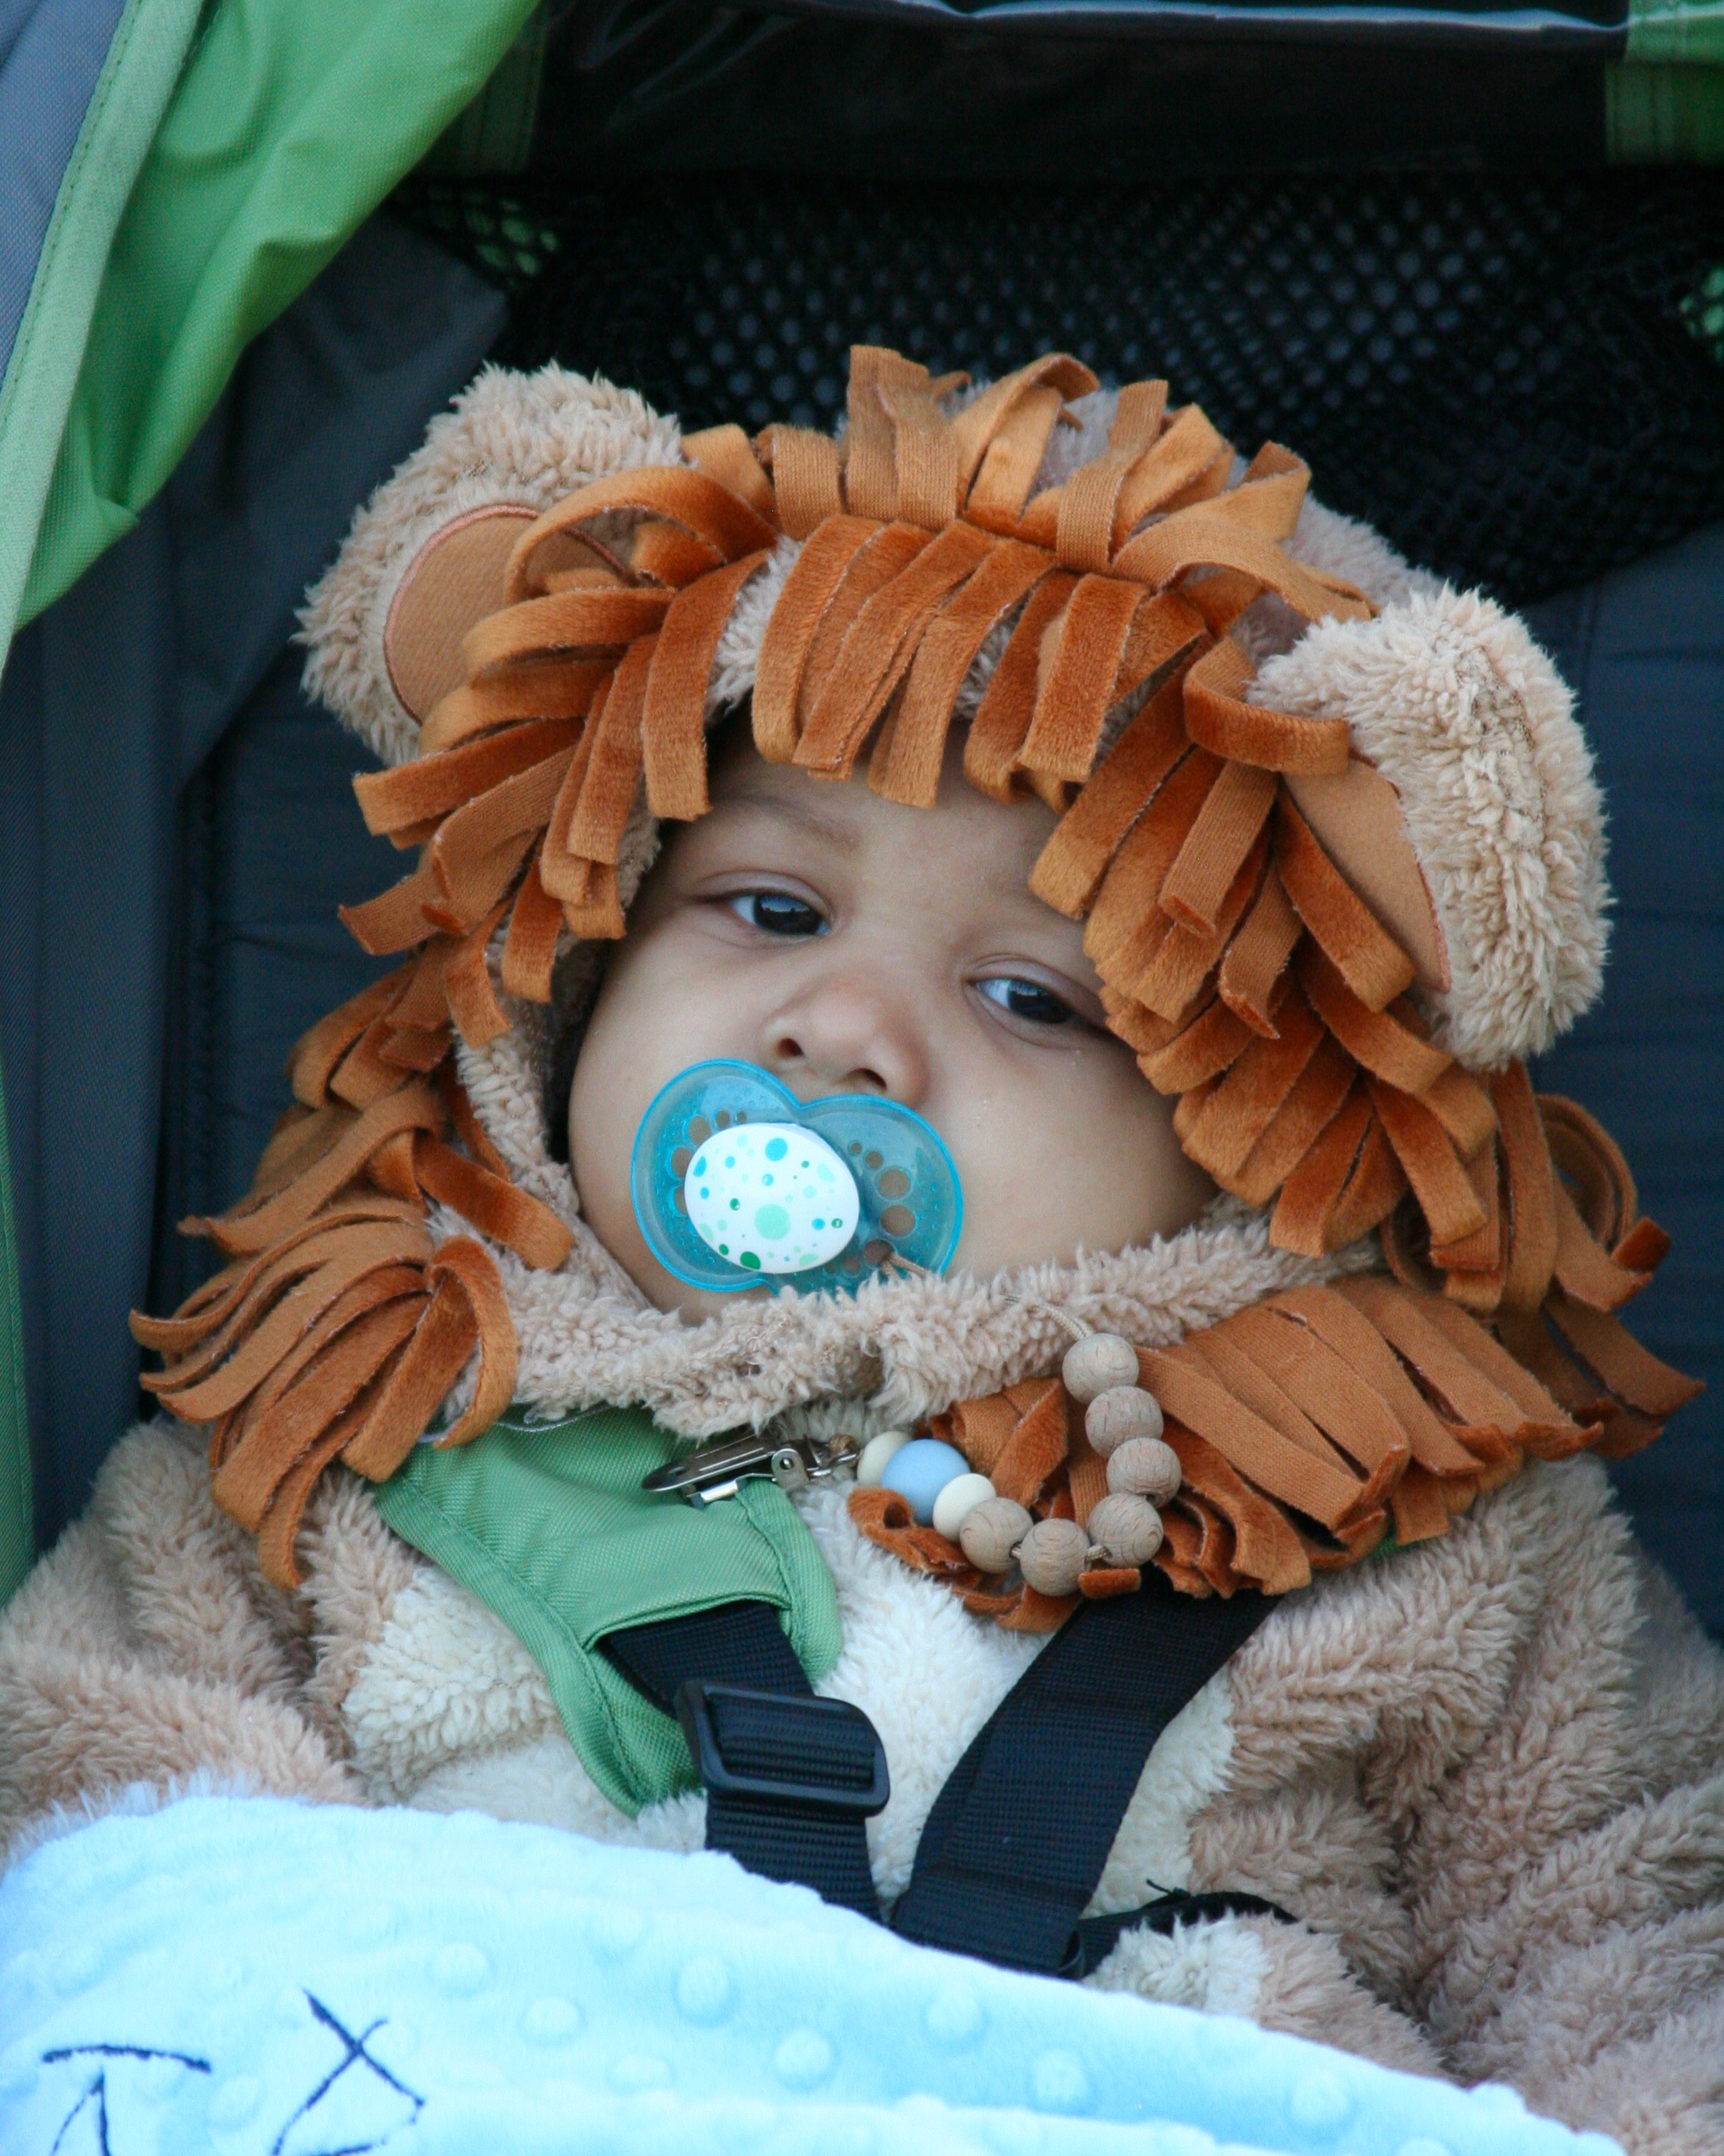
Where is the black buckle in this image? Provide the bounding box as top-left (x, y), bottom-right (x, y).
top-left (675, 1682), bottom-right (890, 1815)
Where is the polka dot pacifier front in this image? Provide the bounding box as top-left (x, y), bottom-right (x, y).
top-left (631, 1061), bottom-right (963, 1295)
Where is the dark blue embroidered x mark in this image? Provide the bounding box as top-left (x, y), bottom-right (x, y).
top-left (268, 1994), bottom-right (423, 2156)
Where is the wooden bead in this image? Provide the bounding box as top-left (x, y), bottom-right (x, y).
top-left (932, 1472), bottom-right (997, 1542)
top-left (1016, 1517), bottom-right (1091, 1597)
top-left (958, 1495), bottom-right (1032, 1574)
top-left (1061, 1332), bottom-right (1140, 1405)
top-left (1106, 1434), bottom-right (1181, 1507)
top-left (1084, 1384), bottom-right (1164, 1455)
top-left (855, 1429), bottom-right (911, 1487)
top-left (1086, 1492), bottom-right (1165, 1567)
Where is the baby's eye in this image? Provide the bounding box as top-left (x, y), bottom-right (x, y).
top-left (976, 976), bottom-right (1078, 1027)
top-left (727, 891), bottom-right (828, 938)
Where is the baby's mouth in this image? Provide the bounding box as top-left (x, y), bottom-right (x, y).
top-left (630, 1059), bottom-right (963, 1299)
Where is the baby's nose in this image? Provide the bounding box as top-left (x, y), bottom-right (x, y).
top-left (757, 969), bottom-right (930, 1106)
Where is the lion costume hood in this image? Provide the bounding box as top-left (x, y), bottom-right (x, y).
top-left (133, 347), bottom-right (1692, 1611)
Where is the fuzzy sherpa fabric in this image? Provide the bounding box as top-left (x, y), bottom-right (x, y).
top-left (1253, 590), bottom-right (1608, 1067)
top-left (298, 364), bottom-right (683, 770)
top-left (5, 1425), bottom-right (1722, 2149)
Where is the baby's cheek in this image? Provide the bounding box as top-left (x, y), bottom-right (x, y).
top-left (945, 1045), bottom-right (1209, 1272)
top-left (566, 943), bottom-right (779, 1306)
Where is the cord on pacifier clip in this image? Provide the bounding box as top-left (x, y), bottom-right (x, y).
top-left (630, 1060), bottom-right (963, 1296)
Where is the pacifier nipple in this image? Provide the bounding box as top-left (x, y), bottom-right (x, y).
top-left (631, 1060), bottom-right (963, 1296)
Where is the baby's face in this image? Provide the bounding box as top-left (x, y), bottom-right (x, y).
top-left (569, 727), bottom-right (1214, 1317)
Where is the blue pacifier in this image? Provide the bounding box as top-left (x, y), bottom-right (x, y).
top-left (631, 1060), bottom-right (963, 1295)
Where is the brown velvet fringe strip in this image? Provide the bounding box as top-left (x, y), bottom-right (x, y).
top-left (851, 1093), bottom-right (1699, 1625)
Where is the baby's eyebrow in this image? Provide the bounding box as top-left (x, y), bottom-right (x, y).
top-left (709, 783), bottom-right (860, 853)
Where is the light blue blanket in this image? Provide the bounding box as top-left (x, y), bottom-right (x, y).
top-left (0, 1796), bottom-right (1617, 2156)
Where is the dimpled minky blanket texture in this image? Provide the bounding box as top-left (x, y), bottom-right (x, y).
top-left (0, 1797), bottom-right (1618, 2156)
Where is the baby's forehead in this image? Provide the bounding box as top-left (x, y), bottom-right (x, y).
top-left (699, 721), bottom-right (1061, 886)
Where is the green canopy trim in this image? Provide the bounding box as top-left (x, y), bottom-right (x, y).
top-left (1619, 0), bottom-right (1724, 155)
top-left (1628, 0), bottom-right (1724, 66)
top-left (0, 0), bottom-right (203, 680)
top-left (1609, 63), bottom-right (1724, 157)
top-left (15, 0), bottom-right (535, 639)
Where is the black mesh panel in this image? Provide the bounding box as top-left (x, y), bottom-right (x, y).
top-left (398, 170), bottom-right (1724, 605)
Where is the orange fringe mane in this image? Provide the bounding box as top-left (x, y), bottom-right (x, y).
top-left (135, 346), bottom-right (1697, 1592)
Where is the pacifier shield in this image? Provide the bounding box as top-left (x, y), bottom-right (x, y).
top-left (632, 1061), bottom-right (963, 1295)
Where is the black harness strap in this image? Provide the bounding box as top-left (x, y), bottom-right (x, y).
top-left (889, 1566), bottom-right (1273, 1976)
top-left (603, 1601), bottom-right (887, 1920)
top-left (603, 1573), bottom-right (1277, 1975)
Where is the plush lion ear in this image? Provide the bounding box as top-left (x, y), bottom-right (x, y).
top-left (383, 503), bottom-right (537, 722)
top-left (1255, 590), bottom-right (1608, 1068)
top-left (300, 365), bottom-right (684, 767)
top-left (1285, 757), bottom-right (1449, 993)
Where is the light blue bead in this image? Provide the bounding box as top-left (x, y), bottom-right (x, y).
top-left (879, 1438), bottom-right (968, 1525)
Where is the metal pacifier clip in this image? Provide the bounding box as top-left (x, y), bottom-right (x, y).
top-left (634, 1059), bottom-right (963, 1506)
